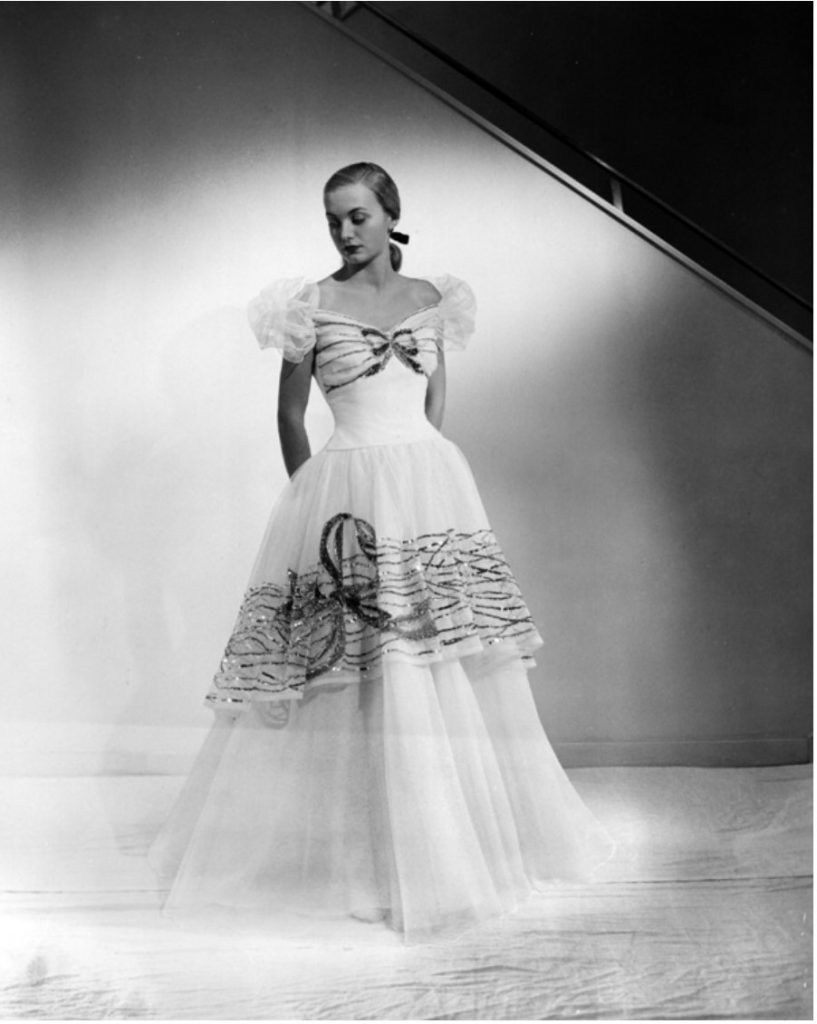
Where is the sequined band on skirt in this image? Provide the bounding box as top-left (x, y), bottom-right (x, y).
top-left (207, 513), bottom-right (541, 708)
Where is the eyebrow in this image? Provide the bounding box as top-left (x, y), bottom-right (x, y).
top-left (325, 207), bottom-right (368, 219)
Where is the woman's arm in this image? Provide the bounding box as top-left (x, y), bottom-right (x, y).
top-left (425, 347), bottom-right (446, 430)
top-left (277, 354), bottom-right (313, 477)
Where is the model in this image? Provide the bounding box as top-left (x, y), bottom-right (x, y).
top-left (149, 162), bottom-right (615, 943)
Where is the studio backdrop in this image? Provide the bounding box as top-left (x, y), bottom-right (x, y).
top-left (2, 3), bottom-right (810, 774)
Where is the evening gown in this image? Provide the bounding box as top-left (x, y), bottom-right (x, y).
top-left (149, 274), bottom-right (615, 943)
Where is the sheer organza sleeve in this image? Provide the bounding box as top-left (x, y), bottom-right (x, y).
top-left (247, 277), bottom-right (320, 363)
top-left (428, 274), bottom-right (477, 351)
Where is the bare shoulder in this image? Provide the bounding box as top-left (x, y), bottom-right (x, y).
top-left (316, 273), bottom-right (343, 306)
top-left (316, 273), bottom-right (337, 293)
top-left (403, 276), bottom-right (442, 305)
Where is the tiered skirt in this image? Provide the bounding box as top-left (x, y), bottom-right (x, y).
top-left (149, 436), bottom-right (615, 942)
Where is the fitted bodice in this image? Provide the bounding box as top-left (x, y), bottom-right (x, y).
top-left (312, 305), bottom-right (442, 450)
top-left (247, 274), bottom-right (476, 450)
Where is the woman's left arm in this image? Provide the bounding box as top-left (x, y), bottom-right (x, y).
top-left (425, 347), bottom-right (446, 429)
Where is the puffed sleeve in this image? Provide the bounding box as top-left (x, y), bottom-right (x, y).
top-left (428, 274), bottom-right (477, 351)
top-left (247, 277), bottom-right (320, 363)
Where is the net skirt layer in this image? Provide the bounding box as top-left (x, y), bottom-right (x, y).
top-left (150, 437), bottom-right (616, 942)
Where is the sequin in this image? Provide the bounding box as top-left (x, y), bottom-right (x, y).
top-left (316, 320), bottom-right (439, 393)
top-left (207, 515), bottom-right (540, 708)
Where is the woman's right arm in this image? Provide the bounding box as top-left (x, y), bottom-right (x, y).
top-left (277, 354), bottom-right (314, 477)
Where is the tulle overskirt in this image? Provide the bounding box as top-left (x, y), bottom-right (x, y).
top-left (207, 436), bottom-right (544, 708)
top-left (151, 658), bottom-right (615, 943)
top-left (150, 436), bottom-right (615, 942)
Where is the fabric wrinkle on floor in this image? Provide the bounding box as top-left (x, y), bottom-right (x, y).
top-left (0, 764), bottom-right (811, 1019)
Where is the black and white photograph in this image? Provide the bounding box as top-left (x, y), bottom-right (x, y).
top-left (0, 2), bottom-right (811, 1019)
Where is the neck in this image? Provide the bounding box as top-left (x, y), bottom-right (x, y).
top-left (339, 250), bottom-right (395, 289)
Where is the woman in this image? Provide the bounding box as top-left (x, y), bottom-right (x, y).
top-left (150, 162), bottom-right (615, 943)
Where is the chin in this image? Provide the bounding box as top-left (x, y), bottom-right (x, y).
top-left (345, 253), bottom-right (373, 268)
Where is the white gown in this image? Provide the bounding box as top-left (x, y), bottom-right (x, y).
top-left (149, 275), bottom-right (615, 943)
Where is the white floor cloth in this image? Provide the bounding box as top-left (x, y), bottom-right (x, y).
top-left (0, 764), bottom-right (811, 1019)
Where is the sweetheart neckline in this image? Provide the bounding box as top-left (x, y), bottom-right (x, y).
top-left (312, 302), bottom-right (440, 334)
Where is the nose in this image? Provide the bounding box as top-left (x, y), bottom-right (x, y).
top-left (340, 220), bottom-right (356, 242)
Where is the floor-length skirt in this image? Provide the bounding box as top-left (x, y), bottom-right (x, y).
top-left (149, 437), bottom-right (616, 942)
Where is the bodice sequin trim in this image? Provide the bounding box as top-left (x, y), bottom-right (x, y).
top-left (314, 316), bottom-right (440, 393)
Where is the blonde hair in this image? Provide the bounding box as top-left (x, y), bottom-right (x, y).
top-left (324, 162), bottom-right (403, 270)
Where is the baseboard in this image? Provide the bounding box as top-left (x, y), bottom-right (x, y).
top-left (553, 736), bottom-right (813, 768)
top-left (0, 722), bottom-right (811, 776)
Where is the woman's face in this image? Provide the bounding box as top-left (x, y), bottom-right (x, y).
top-left (324, 183), bottom-right (395, 267)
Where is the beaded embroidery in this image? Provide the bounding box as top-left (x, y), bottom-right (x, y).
top-left (314, 318), bottom-right (439, 393)
top-left (208, 513), bottom-right (540, 707)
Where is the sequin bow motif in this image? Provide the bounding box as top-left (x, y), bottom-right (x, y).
top-left (362, 327), bottom-right (427, 375)
top-left (278, 512), bottom-right (438, 680)
top-left (321, 326), bottom-right (432, 393)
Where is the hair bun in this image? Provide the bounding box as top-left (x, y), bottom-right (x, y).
top-left (388, 241), bottom-right (403, 272)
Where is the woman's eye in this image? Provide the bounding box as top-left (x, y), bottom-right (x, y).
top-left (352, 216), bottom-right (367, 225)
